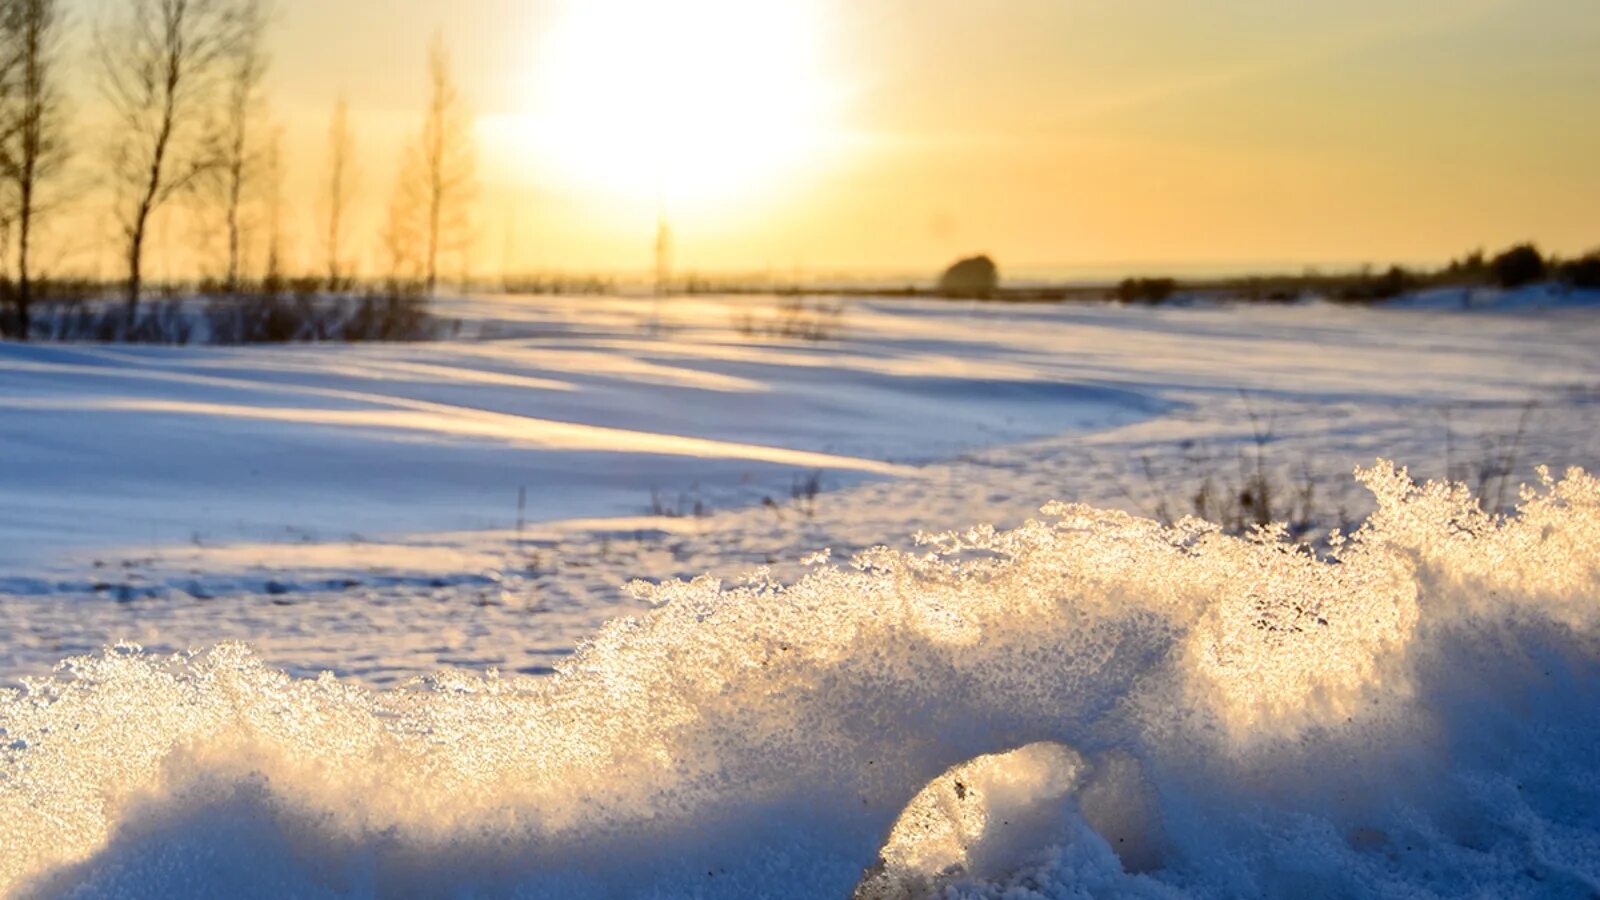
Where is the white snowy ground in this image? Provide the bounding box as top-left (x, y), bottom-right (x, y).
top-left (2, 292), bottom-right (1600, 898)
top-left (1, 293), bottom-right (1597, 684)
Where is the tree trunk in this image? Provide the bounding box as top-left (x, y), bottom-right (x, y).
top-left (17, 200), bottom-right (32, 343)
top-left (225, 122), bottom-right (247, 293)
top-left (227, 199), bottom-right (241, 293)
top-left (127, 221), bottom-right (146, 317)
top-left (426, 187), bottom-right (440, 297)
top-left (327, 203), bottom-right (341, 286)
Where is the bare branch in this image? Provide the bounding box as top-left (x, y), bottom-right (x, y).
top-left (385, 30), bottom-right (477, 293)
top-left (0, 0), bottom-right (73, 338)
top-left (98, 0), bottom-right (256, 310)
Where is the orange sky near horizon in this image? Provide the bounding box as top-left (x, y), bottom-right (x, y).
top-left (67, 0), bottom-right (1600, 280)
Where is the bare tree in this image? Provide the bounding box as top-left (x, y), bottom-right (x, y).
top-left (0, 0), bottom-right (70, 340)
top-left (215, 0), bottom-right (269, 293)
top-left (260, 122), bottom-right (283, 283)
top-left (387, 31), bottom-right (475, 295)
top-left (0, 4), bottom-right (22, 289)
top-left (98, 0), bottom-right (243, 314)
top-left (654, 214), bottom-right (672, 296)
top-left (380, 146), bottom-right (423, 284)
top-left (323, 96), bottom-right (355, 286)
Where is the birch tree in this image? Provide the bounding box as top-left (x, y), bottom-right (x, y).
top-left (323, 96), bottom-right (355, 285)
top-left (99, 0), bottom-right (242, 312)
top-left (215, 0), bottom-right (268, 293)
top-left (386, 32), bottom-right (475, 294)
top-left (0, 0), bottom-right (70, 339)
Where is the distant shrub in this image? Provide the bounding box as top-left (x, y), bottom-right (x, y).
top-left (339, 287), bottom-right (440, 342)
top-left (499, 274), bottom-right (615, 296)
top-left (17, 287), bottom-right (444, 345)
top-left (1557, 250), bottom-right (1600, 290)
top-left (937, 255), bottom-right (999, 298)
top-left (730, 297), bottom-right (845, 342)
top-left (1334, 266), bottom-right (1416, 303)
top-left (1488, 244), bottom-right (1546, 289)
top-left (205, 293), bottom-right (322, 343)
top-left (1438, 249), bottom-right (1487, 285)
top-left (1117, 278), bottom-right (1177, 304)
top-left (26, 298), bottom-right (197, 343)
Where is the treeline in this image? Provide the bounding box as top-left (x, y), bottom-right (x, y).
top-left (0, 0), bottom-right (477, 343)
top-left (1118, 243), bottom-right (1600, 305)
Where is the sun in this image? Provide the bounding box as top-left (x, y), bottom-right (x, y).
top-left (519, 0), bottom-right (840, 213)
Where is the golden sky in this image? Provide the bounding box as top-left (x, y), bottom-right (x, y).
top-left (76, 0), bottom-right (1600, 279)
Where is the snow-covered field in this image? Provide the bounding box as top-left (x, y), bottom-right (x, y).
top-left (2, 293), bottom-right (1599, 897)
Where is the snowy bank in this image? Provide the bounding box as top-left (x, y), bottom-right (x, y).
top-left (3, 462), bottom-right (1598, 897)
top-left (1384, 283), bottom-right (1600, 312)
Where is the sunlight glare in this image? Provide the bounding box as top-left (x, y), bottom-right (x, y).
top-left (521, 0), bottom-right (839, 212)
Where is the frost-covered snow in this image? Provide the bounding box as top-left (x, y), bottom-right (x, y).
top-left (2, 294), bottom-right (1600, 896)
top-left (3, 464), bottom-right (1600, 897)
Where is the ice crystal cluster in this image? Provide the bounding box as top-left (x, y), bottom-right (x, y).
top-left (2, 462), bottom-right (1599, 897)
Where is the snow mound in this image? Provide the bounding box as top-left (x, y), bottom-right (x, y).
top-left (3, 463), bottom-right (1599, 897)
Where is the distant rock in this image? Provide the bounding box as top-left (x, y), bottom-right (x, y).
top-left (938, 255), bottom-right (999, 298)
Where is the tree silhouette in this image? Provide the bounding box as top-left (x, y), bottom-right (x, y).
top-left (99, 0), bottom-right (244, 313)
top-left (261, 123), bottom-right (284, 282)
top-left (1489, 244), bottom-right (1545, 289)
top-left (385, 31), bottom-right (475, 294)
top-left (0, 0), bottom-right (71, 339)
top-left (323, 96), bottom-right (356, 285)
top-left (215, 0), bottom-right (270, 293)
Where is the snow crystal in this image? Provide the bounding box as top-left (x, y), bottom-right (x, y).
top-left (2, 462), bottom-right (1599, 897)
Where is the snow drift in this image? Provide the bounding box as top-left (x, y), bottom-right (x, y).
top-left (3, 462), bottom-right (1599, 898)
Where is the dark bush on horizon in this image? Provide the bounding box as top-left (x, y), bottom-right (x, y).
top-left (1117, 277), bottom-right (1177, 304)
top-left (16, 298), bottom-right (195, 343)
top-left (1556, 250), bottom-right (1600, 290)
top-left (499, 274), bottom-right (615, 296)
top-left (1438, 249), bottom-right (1487, 285)
top-left (205, 281), bottom-right (441, 344)
top-left (1488, 244), bottom-right (1546, 289)
top-left (937, 255), bottom-right (999, 298)
top-left (7, 281), bottom-right (448, 345)
top-left (1337, 265), bottom-right (1416, 302)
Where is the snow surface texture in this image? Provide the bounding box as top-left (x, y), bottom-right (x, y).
top-left (3, 295), bottom-right (1598, 686)
top-left (2, 463), bottom-right (1599, 897)
top-left (0, 296), bottom-right (1163, 568)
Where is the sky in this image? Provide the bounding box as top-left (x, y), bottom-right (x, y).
top-left (62, 0), bottom-right (1600, 280)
